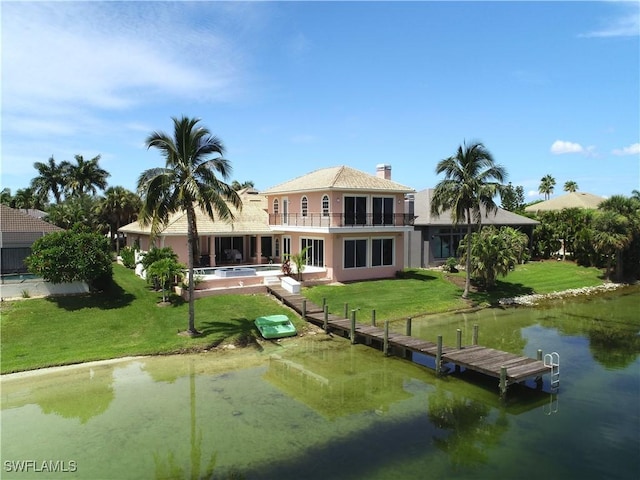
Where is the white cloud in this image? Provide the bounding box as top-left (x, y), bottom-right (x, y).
top-left (550, 140), bottom-right (584, 154)
top-left (580, 2), bottom-right (640, 38)
top-left (612, 143), bottom-right (640, 156)
top-left (2, 2), bottom-right (246, 119)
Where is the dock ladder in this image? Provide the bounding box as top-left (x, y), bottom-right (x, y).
top-left (544, 352), bottom-right (560, 391)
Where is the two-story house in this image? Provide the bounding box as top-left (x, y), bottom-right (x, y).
top-left (262, 164), bottom-right (414, 283)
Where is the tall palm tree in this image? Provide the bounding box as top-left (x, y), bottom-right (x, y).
top-left (539, 174), bottom-right (556, 200)
top-left (137, 116), bottom-right (242, 335)
top-left (431, 141), bottom-right (506, 298)
top-left (31, 155), bottom-right (69, 204)
top-left (563, 180), bottom-right (579, 193)
top-left (592, 211), bottom-right (631, 281)
top-left (12, 187), bottom-right (46, 210)
top-left (99, 187), bottom-right (141, 253)
top-left (66, 154), bottom-right (110, 197)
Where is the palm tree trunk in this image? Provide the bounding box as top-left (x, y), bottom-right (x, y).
top-left (186, 209), bottom-right (199, 335)
top-left (463, 209), bottom-right (472, 299)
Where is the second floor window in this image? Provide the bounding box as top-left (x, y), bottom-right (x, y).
top-left (273, 199), bottom-right (279, 216)
top-left (344, 196), bottom-right (367, 225)
top-left (373, 197), bottom-right (394, 225)
top-left (301, 196), bottom-right (308, 217)
top-left (322, 195), bottom-right (329, 217)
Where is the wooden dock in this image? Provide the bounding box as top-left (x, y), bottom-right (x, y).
top-left (267, 285), bottom-right (557, 398)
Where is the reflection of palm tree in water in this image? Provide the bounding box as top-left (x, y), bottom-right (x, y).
top-left (428, 390), bottom-right (509, 467)
top-left (154, 360), bottom-right (218, 480)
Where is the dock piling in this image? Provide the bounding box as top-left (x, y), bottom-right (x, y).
top-left (436, 335), bottom-right (443, 376)
top-left (350, 310), bottom-right (356, 344)
top-left (383, 321), bottom-right (389, 356)
top-left (472, 324), bottom-right (479, 346)
top-left (405, 317), bottom-right (412, 336)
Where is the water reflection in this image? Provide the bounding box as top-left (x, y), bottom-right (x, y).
top-left (2, 286), bottom-right (638, 479)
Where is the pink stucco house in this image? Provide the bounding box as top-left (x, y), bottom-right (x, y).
top-left (261, 164), bottom-right (414, 283)
top-left (119, 164), bottom-right (415, 285)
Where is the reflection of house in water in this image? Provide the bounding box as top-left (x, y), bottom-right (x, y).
top-left (264, 353), bottom-right (413, 419)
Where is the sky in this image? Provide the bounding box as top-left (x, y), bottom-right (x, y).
top-left (2, 0), bottom-right (639, 202)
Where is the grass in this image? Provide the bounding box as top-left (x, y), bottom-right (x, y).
top-left (303, 261), bottom-right (605, 320)
top-left (1, 260), bottom-right (606, 374)
top-left (0, 264), bottom-right (297, 374)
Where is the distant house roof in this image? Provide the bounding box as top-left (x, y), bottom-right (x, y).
top-left (0, 205), bottom-right (62, 234)
top-left (262, 165), bottom-right (414, 195)
top-left (524, 192), bottom-right (605, 213)
top-left (119, 192), bottom-right (277, 236)
top-left (412, 189), bottom-right (539, 227)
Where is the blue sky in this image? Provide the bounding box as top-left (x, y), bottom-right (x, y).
top-left (2, 1), bottom-right (639, 201)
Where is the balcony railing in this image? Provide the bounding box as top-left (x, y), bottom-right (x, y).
top-left (268, 213), bottom-right (415, 228)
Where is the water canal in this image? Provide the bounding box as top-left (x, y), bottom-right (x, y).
top-left (1, 285), bottom-right (639, 479)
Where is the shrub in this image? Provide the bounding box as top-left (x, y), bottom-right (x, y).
top-left (26, 228), bottom-right (112, 290)
top-left (120, 246), bottom-right (136, 269)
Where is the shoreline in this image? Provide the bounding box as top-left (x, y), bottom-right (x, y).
top-left (2, 282), bottom-right (632, 378)
top-left (498, 281), bottom-right (626, 306)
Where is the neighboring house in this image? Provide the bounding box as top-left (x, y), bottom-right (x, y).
top-left (406, 189), bottom-right (539, 268)
top-left (261, 164), bottom-right (415, 283)
top-left (524, 192), bottom-right (604, 213)
top-left (0, 205), bottom-right (63, 274)
top-left (119, 189), bottom-right (281, 267)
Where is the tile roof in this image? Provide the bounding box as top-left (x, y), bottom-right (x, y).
top-left (119, 192), bottom-right (276, 236)
top-left (524, 192), bottom-right (604, 212)
top-left (0, 205), bottom-right (63, 233)
top-left (262, 165), bottom-right (414, 194)
top-left (412, 189), bottom-right (539, 226)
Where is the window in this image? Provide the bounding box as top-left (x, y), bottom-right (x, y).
top-left (372, 238), bottom-right (394, 266)
top-left (373, 197), bottom-right (394, 225)
top-left (322, 195), bottom-right (330, 217)
top-left (433, 228), bottom-right (466, 259)
top-left (344, 239), bottom-right (367, 268)
top-left (274, 238), bottom-right (280, 257)
top-left (273, 199), bottom-right (279, 215)
top-left (301, 238), bottom-right (324, 267)
top-left (301, 196), bottom-right (308, 217)
top-left (344, 196), bottom-right (367, 225)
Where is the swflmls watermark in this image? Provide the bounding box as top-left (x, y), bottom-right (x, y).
top-left (4, 460), bottom-right (77, 473)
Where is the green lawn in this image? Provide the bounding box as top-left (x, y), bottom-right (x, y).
top-left (1, 260), bottom-right (605, 374)
top-left (0, 264), bottom-right (297, 374)
top-left (303, 261), bottom-right (605, 320)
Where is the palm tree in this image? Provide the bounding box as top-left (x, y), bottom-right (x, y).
top-left (592, 211), bottom-right (631, 281)
top-left (12, 187), bottom-right (45, 210)
top-left (137, 116), bottom-right (242, 336)
top-left (98, 187), bottom-right (141, 254)
top-left (0, 188), bottom-right (13, 206)
top-left (539, 174), bottom-right (556, 200)
top-left (431, 141), bottom-right (506, 298)
top-left (65, 154), bottom-right (110, 197)
top-left (563, 180), bottom-right (579, 193)
top-left (31, 155), bottom-right (68, 204)
top-left (231, 180), bottom-right (255, 191)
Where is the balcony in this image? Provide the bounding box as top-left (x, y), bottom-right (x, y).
top-left (268, 213), bottom-right (415, 228)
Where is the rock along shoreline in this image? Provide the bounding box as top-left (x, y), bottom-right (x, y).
top-left (498, 282), bottom-right (626, 307)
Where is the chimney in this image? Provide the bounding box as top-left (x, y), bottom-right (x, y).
top-left (376, 164), bottom-right (391, 180)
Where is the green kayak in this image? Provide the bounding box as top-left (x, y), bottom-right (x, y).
top-left (255, 315), bottom-right (297, 339)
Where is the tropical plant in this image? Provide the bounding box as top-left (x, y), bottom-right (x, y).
top-left (137, 116), bottom-right (242, 335)
top-left (45, 195), bottom-right (106, 232)
top-left (538, 174), bottom-right (556, 200)
top-left (231, 180), bottom-right (255, 191)
top-left (430, 141), bottom-right (506, 298)
top-left (120, 246), bottom-right (136, 269)
top-left (0, 188), bottom-right (12, 206)
top-left (596, 195), bottom-right (640, 280)
top-left (140, 247), bottom-right (179, 271)
top-left (31, 155), bottom-right (69, 204)
top-left (459, 226), bottom-right (527, 290)
top-left (592, 211), bottom-right (631, 281)
top-left (284, 246), bottom-right (310, 281)
top-left (26, 227), bottom-right (113, 290)
top-left (563, 180), bottom-right (579, 193)
top-left (65, 154), bottom-right (110, 197)
top-left (500, 182), bottom-right (525, 213)
top-left (146, 258), bottom-right (185, 303)
top-left (98, 186), bottom-right (141, 253)
top-left (12, 187), bottom-right (46, 210)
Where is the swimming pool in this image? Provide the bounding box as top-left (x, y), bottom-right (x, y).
top-left (192, 264), bottom-right (282, 279)
top-left (0, 273), bottom-right (40, 284)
